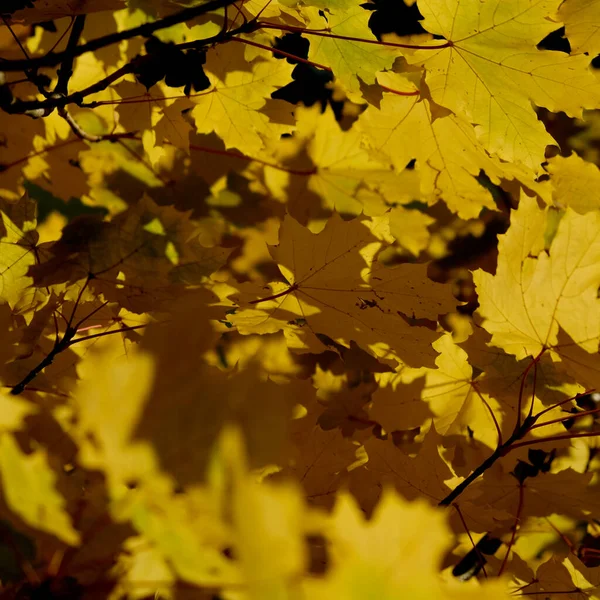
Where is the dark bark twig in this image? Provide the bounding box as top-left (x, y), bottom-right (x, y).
top-left (437, 417), bottom-right (535, 506)
top-left (0, 19), bottom-right (251, 115)
top-left (54, 14), bottom-right (86, 96)
top-left (438, 388), bottom-right (590, 506)
top-left (10, 326), bottom-right (78, 395)
top-left (57, 104), bottom-right (137, 142)
top-left (0, 0), bottom-right (238, 72)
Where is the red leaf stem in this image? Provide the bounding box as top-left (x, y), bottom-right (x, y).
top-left (528, 406), bottom-right (600, 430)
top-left (515, 349), bottom-right (546, 428)
top-left (452, 503), bottom-right (488, 579)
top-left (533, 390), bottom-right (595, 421)
top-left (230, 36), bottom-right (332, 71)
top-left (248, 283), bottom-right (298, 305)
top-left (498, 482), bottom-right (524, 576)
top-left (472, 380), bottom-right (503, 447)
top-left (506, 430), bottom-right (600, 452)
top-left (379, 84), bottom-right (420, 96)
top-left (256, 20), bottom-right (452, 50)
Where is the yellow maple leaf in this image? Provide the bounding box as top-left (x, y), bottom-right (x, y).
top-left (0, 195), bottom-right (48, 317)
top-left (370, 369), bottom-right (431, 431)
top-left (388, 206), bottom-right (433, 256)
top-left (422, 334), bottom-right (503, 450)
top-left (474, 192), bottom-right (600, 359)
top-left (229, 213), bottom-right (456, 368)
top-left (276, 391), bottom-right (367, 510)
top-left (28, 194), bottom-right (230, 313)
top-left (463, 462), bottom-right (600, 523)
top-left (409, 0), bottom-right (600, 169)
top-left (525, 555), bottom-right (600, 600)
top-left (0, 388), bottom-right (37, 431)
top-left (191, 44), bottom-right (294, 153)
top-left (0, 111), bottom-right (45, 201)
top-left (264, 105), bottom-right (393, 220)
top-left (466, 329), bottom-right (583, 437)
top-left (547, 152), bottom-right (600, 214)
top-left (353, 426), bottom-right (455, 513)
top-left (72, 336), bottom-right (159, 487)
top-left (63, 40), bottom-right (121, 132)
top-left (558, 0), bottom-right (600, 56)
top-left (110, 537), bottom-right (174, 600)
top-left (305, 2), bottom-right (398, 102)
top-left (360, 76), bottom-right (504, 219)
top-left (225, 427), bottom-right (311, 598)
top-left (73, 290), bottom-right (307, 489)
top-left (27, 134), bottom-right (89, 202)
top-left (302, 489), bottom-right (512, 599)
top-left (154, 97), bottom-right (195, 152)
top-left (125, 478), bottom-right (236, 586)
top-left (0, 433), bottom-right (80, 546)
top-left (241, 0), bottom-right (289, 19)
top-left (114, 80), bottom-right (162, 133)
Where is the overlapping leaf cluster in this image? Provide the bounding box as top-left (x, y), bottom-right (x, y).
top-left (1, 0), bottom-right (600, 597)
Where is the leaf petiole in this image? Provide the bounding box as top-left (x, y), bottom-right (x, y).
top-left (505, 430), bottom-right (600, 451)
top-left (248, 283), bottom-right (298, 305)
top-left (256, 21), bottom-right (452, 50)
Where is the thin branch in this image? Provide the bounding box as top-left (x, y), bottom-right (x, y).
top-left (507, 430), bottom-right (600, 451)
top-left (438, 445), bottom-right (504, 506)
top-left (1, 5), bottom-right (430, 118)
top-left (9, 328), bottom-right (77, 395)
top-left (57, 105), bottom-right (137, 142)
top-left (47, 17), bottom-right (76, 55)
top-left (71, 301), bottom-right (110, 331)
top-left (0, 0), bottom-right (239, 72)
top-left (225, 0), bottom-right (246, 32)
top-left (512, 579), bottom-right (539, 595)
top-left (453, 504), bottom-right (488, 579)
top-left (248, 283), bottom-right (298, 304)
top-left (256, 20), bottom-right (452, 49)
top-left (9, 321), bottom-right (148, 395)
top-left (438, 415), bottom-right (537, 506)
top-left (472, 380), bottom-right (503, 447)
top-left (379, 84), bottom-right (420, 96)
top-left (498, 482), bottom-right (524, 576)
top-left (0, 137), bottom-right (82, 173)
top-left (1, 19), bottom-right (251, 115)
top-left (439, 379), bottom-right (598, 506)
top-left (528, 406), bottom-right (600, 430)
top-left (9, 278), bottom-right (93, 395)
top-left (52, 311), bottom-right (60, 340)
top-left (515, 350), bottom-right (545, 428)
top-left (1, 56), bottom-right (151, 114)
top-left (254, 0), bottom-right (274, 21)
top-left (1, 14), bottom-right (52, 97)
top-left (533, 390), bottom-right (593, 422)
top-left (230, 36), bottom-right (331, 71)
top-left (528, 357), bottom-right (538, 419)
top-left (67, 277), bottom-right (92, 329)
top-left (544, 517), bottom-right (577, 554)
top-left (68, 323), bottom-right (148, 345)
top-left (1, 15), bottom-right (30, 60)
top-left (54, 15), bottom-right (86, 96)
top-left (75, 323), bottom-right (105, 334)
top-left (188, 143), bottom-right (318, 176)
top-left (0, 130), bottom-right (318, 179)
top-left (54, 308), bottom-right (71, 327)
top-left (5, 77), bottom-right (30, 86)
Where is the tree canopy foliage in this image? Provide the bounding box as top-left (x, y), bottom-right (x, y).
top-left (1, 0), bottom-right (600, 597)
